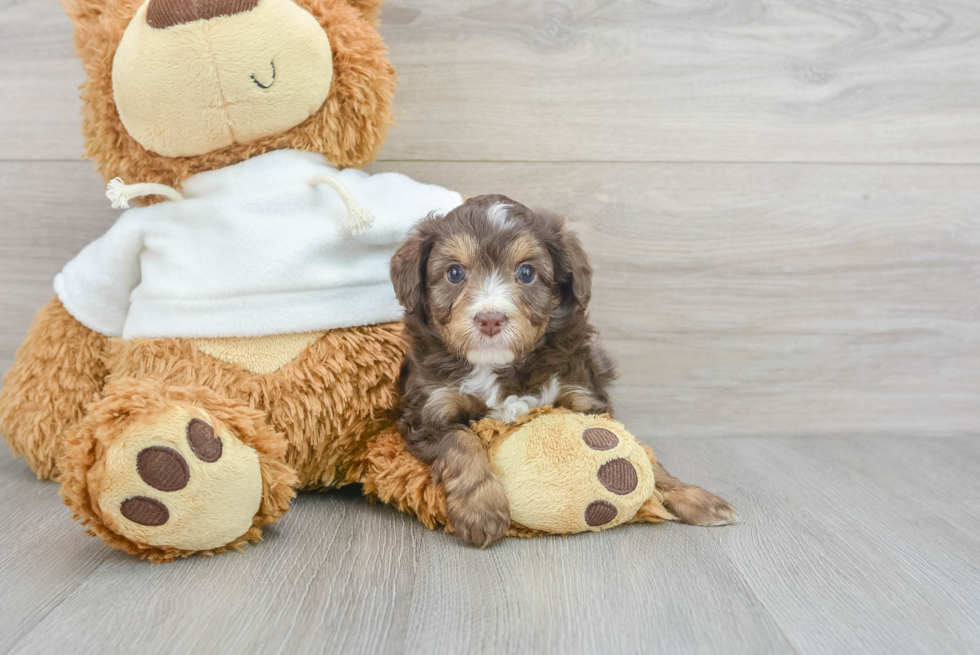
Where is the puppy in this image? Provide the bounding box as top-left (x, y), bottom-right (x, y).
top-left (390, 195), bottom-right (737, 547)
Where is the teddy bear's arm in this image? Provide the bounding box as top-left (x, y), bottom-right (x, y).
top-left (54, 213), bottom-right (145, 338)
top-left (0, 297), bottom-right (109, 478)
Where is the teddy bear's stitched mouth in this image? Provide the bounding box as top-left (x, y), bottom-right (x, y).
top-left (251, 61), bottom-right (276, 89)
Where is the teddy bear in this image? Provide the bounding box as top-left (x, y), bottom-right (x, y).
top-left (0, 0), bottom-right (680, 562)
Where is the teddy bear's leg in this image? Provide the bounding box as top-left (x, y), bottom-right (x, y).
top-left (484, 411), bottom-right (662, 535)
top-left (622, 446), bottom-right (676, 525)
top-left (646, 452), bottom-right (739, 526)
top-left (59, 378), bottom-right (297, 562)
top-left (349, 413), bottom-right (674, 539)
top-left (0, 297), bottom-right (109, 479)
top-left (345, 425), bottom-right (450, 531)
top-left (348, 425), bottom-right (516, 543)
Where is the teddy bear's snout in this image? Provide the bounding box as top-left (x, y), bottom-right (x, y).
top-left (111, 0), bottom-right (335, 158)
top-left (146, 0), bottom-right (259, 29)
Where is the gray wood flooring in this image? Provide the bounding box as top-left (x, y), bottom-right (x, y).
top-left (1, 0), bottom-right (978, 653)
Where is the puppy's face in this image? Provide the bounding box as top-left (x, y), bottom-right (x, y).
top-left (391, 195), bottom-right (592, 366)
top-left (425, 207), bottom-right (556, 365)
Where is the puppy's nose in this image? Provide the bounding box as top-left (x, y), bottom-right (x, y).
top-left (475, 312), bottom-right (508, 337)
top-left (147, 0), bottom-right (260, 29)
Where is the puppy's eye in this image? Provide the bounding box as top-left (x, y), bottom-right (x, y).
top-left (447, 264), bottom-right (466, 284)
top-left (517, 264), bottom-right (536, 284)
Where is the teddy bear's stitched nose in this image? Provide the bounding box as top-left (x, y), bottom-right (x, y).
top-left (146, 0), bottom-right (260, 29)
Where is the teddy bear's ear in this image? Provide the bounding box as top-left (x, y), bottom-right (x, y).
top-left (290, 0), bottom-right (397, 168)
top-left (63, 0), bottom-right (152, 184)
top-left (341, 0), bottom-right (383, 26)
top-left (62, 0), bottom-right (141, 63)
top-left (62, 0), bottom-right (103, 56)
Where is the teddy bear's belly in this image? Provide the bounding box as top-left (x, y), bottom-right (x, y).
top-left (189, 332), bottom-right (326, 374)
top-left (102, 324), bottom-right (407, 490)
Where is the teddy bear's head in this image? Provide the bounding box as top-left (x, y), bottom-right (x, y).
top-left (66, 0), bottom-right (394, 187)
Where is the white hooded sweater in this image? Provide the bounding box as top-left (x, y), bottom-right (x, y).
top-left (54, 150), bottom-right (462, 339)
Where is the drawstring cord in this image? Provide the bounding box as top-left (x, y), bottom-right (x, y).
top-left (306, 174), bottom-right (375, 236)
top-left (106, 178), bottom-right (184, 209)
top-left (105, 173), bottom-right (375, 237)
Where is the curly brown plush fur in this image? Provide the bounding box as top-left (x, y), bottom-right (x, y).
top-left (342, 0), bottom-right (382, 24)
top-left (1, 307), bottom-right (673, 559)
top-left (0, 297), bottom-right (108, 479)
top-left (49, 323), bottom-right (406, 562)
top-left (346, 425), bottom-right (450, 529)
top-left (64, 0), bottom-right (396, 190)
top-left (102, 323), bottom-right (408, 489)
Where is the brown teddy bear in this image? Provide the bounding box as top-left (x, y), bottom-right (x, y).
top-left (0, 0), bottom-right (690, 562)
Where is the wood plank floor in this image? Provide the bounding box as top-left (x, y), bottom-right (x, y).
top-left (1, 0), bottom-right (978, 653)
top-left (4, 438), bottom-right (980, 654)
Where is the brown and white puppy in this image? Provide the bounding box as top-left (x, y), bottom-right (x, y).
top-left (390, 195), bottom-right (737, 547)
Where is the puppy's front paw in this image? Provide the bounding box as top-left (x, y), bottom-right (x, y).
top-left (664, 485), bottom-right (739, 526)
top-left (446, 474), bottom-right (511, 548)
top-left (490, 395), bottom-right (532, 424)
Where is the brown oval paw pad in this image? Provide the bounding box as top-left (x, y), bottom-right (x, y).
top-left (120, 496), bottom-right (170, 526)
top-left (585, 500), bottom-right (618, 526)
top-left (187, 418), bottom-right (222, 463)
top-left (582, 427), bottom-right (618, 451)
top-left (597, 458), bottom-right (638, 495)
top-left (137, 446), bottom-right (190, 491)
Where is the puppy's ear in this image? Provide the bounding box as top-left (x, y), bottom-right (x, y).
top-left (390, 222), bottom-right (436, 318)
top-left (544, 214), bottom-right (593, 310)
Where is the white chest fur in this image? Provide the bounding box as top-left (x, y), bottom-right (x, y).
top-left (459, 367), bottom-right (560, 424)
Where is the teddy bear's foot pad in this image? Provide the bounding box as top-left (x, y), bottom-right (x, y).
top-left (98, 410), bottom-right (263, 551)
top-left (116, 419), bottom-right (222, 525)
top-left (120, 496), bottom-right (170, 525)
top-left (493, 414), bottom-right (655, 533)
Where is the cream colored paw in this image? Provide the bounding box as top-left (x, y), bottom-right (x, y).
top-left (491, 413), bottom-right (655, 534)
top-left (489, 394), bottom-right (533, 424)
top-left (97, 408), bottom-right (263, 551)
